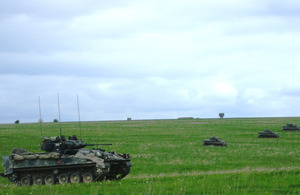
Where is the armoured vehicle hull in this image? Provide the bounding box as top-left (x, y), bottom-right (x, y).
top-left (203, 137), bottom-right (227, 146)
top-left (258, 130), bottom-right (279, 138)
top-left (1, 136), bottom-right (132, 185)
top-left (282, 124), bottom-right (299, 131)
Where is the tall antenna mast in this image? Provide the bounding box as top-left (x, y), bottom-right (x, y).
top-left (38, 96), bottom-right (43, 136)
top-left (77, 94), bottom-right (82, 137)
top-left (57, 94), bottom-right (62, 136)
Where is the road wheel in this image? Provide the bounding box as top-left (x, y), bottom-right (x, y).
top-left (70, 173), bottom-right (81, 184)
top-left (33, 176), bottom-right (44, 185)
top-left (82, 172), bottom-right (94, 183)
top-left (58, 174), bottom-right (69, 184)
top-left (44, 174), bottom-right (55, 185)
top-left (21, 176), bottom-right (32, 186)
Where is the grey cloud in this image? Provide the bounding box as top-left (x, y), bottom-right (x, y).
top-left (1, 0), bottom-right (300, 123)
top-left (280, 86), bottom-right (300, 97)
top-left (0, 0), bottom-right (128, 20)
top-left (265, 1), bottom-right (300, 17)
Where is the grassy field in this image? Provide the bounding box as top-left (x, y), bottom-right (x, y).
top-left (0, 117), bottom-right (299, 194)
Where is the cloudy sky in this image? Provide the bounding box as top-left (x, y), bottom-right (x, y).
top-left (1, 0), bottom-right (300, 123)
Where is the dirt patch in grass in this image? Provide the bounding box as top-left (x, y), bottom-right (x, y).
top-left (127, 166), bottom-right (300, 179)
top-left (121, 124), bottom-right (146, 127)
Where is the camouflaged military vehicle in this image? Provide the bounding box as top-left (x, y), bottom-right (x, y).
top-left (282, 123), bottom-right (299, 131)
top-left (203, 137), bottom-right (227, 146)
top-left (0, 135), bottom-right (132, 185)
top-left (258, 129), bottom-right (279, 138)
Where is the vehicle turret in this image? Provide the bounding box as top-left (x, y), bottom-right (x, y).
top-left (40, 135), bottom-right (112, 155)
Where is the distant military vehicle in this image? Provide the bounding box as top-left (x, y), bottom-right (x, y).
top-left (282, 123), bottom-right (299, 131)
top-left (203, 137), bottom-right (227, 146)
top-left (1, 135), bottom-right (132, 185)
top-left (258, 130), bottom-right (279, 138)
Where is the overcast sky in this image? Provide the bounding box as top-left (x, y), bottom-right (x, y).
top-left (1, 0), bottom-right (300, 123)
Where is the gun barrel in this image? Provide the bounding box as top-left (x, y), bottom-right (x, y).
top-left (85, 143), bottom-right (112, 146)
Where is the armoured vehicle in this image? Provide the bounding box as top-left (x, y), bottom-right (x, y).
top-left (282, 123), bottom-right (299, 131)
top-left (258, 129), bottom-right (279, 138)
top-left (0, 135), bottom-right (132, 185)
top-left (203, 137), bottom-right (227, 146)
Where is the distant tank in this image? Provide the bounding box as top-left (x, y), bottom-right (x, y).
top-left (203, 137), bottom-right (227, 146)
top-left (1, 135), bottom-right (132, 185)
top-left (258, 130), bottom-right (279, 138)
top-left (282, 123), bottom-right (299, 131)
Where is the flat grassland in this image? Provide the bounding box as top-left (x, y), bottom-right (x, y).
top-left (0, 117), bottom-right (299, 194)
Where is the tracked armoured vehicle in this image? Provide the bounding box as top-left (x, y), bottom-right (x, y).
top-left (258, 129), bottom-right (279, 138)
top-left (282, 123), bottom-right (299, 131)
top-left (0, 135), bottom-right (132, 185)
top-left (203, 137), bottom-right (227, 146)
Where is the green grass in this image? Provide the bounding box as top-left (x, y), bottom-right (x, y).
top-left (0, 117), bottom-right (299, 194)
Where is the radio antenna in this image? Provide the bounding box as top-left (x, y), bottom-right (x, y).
top-left (38, 96), bottom-right (43, 136)
top-left (57, 94), bottom-right (62, 136)
top-left (77, 94), bottom-right (82, 137)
